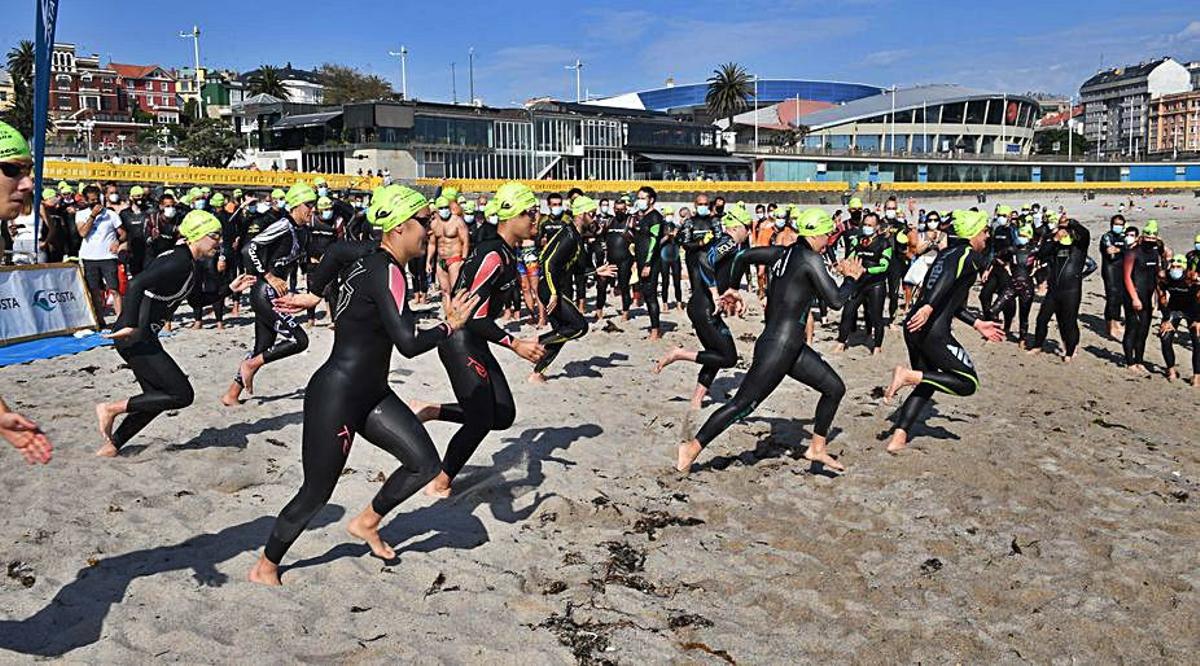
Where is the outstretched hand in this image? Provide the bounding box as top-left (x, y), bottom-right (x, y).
top-left (973, 318), bottom-right (1005, 342)
top-left (596, 263), bottom-right (617, 278)
top-left (512, 337), bottom-right (546, 364)
top-left (1, 412), bottom-right (52, 465)
top-left (229, 274), bottom-right (257, 294)
top-left (838, 257), bottom-right (865, 280)
top-left (444, 290), bottom-right (482, 330)
top-left (272, 292), bottom-right (321, 314)
top-left (102, 327), bottom-right (138, 341)
top-left (905, 304), bottom-right (933, 332)
top-left (717, 289), bottom-right (745, 317)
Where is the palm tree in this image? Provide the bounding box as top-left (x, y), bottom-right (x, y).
top-left (6, 40), bottom-right (34, 85)
top-left (247, 65), bottom-right (290, 100)
top-left (705, 62), bottom-right (753, 129)
top-left (2, 41), bottom-right (35, 137)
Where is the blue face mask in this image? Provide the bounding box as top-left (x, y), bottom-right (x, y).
top-left (317, 187), bottom-right (328, 197)
top-left (464, 214), bottom-right (475, 224)
top-left (861, 225), bottom-right (876, 237)
top-left (438, 208), bottom-right (451, 220)
top-left (635, 199), bottom-right (648, 211)
top-left (194, 199), bottom-right (207, 210)
top-left (1168, 268), bottom-right (1184, 280)
top-left (1015, 236), bottom-right (1029, 246)
top-left (256, 202), bottom-right (270, 214)
top-left (320, 210), bottom-right (333, 221)
top-left (1194, 243), bottom-right (1200, 252)
top-left (1111, 225), bottom-right (1124, 234)
top-left (696, 205), bottom-right (709, 217)
top-left (774, 219), bottom-right (785, 229)
top-left (550, 206), bottom-right (562, 216)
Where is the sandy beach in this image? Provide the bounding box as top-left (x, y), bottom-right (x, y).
top-left (1, 192), bottom-right (1197, 663)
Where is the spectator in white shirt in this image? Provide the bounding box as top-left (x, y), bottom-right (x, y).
top-left (75, 184), bottom-right (125, 326)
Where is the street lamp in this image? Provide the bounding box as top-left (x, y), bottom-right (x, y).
top-left (387, 46), bottom-right (408, 98)
top-left (178, 25), bottom-right (202, 119)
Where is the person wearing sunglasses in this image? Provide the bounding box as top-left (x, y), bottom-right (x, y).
top-left (249, 186), bottom-right (478, 586)
top-left (93, 210), bottom-right (256, 458)
top-left (222, 182), bottom-right (316, 407)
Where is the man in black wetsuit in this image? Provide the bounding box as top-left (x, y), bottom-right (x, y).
top-left (221, 182), bottom-right (317, 406)
top-left (248, 185), bottom-right (478, 587)
top-left (676, 207), bottom-right (866, 474)
top-left (94, 211), bottom-right (256, 457)
top-left (834, 212), bottom-right (892, 355)
top-left (1098, 214), bottom-right (1129, 338)
top-left (632, 186), bottom-right (666, 339)
top-left (1122, 220), bottom-right (1166, 374)
top-left (529, 195), bottom-right (616, 383)
top-left (1027, 218), bottom-right (1094, 362)
top-left (1158, 256), bottom-right (1200, 386)
top-left (119, 185), bottom-right (153, 277)
top-left (599, 196), bottom-right (635, 319)
top-left (882, 210), bottom-right (1005, 453)
top-left (654, 203), bottom-right (744, 409)
top-left (408, 181), bottom-right (548, 497)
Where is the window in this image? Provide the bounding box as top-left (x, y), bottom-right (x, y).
top-left (965, 100), bottom-right (987, 124)
top-left (161, 82), bottom-right (168, 92)
top-left (941, 102), bottom-right (965, 123)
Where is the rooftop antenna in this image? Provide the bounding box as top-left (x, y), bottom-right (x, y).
top-left (565, 58), bottom-right (583, 102)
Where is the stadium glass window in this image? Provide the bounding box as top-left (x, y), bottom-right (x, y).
top-left (965, 100), bottom-right (987, 124)
top-left (827, 135), bottom-right (852, 149)
top-left (893, 109), bottom-right (913, 123)
top-left (856, 135), bottom-right (881, 151)
top-left (941, 102), bottom-right (965, 123)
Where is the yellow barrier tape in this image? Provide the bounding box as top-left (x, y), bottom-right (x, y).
top-left (414, 179), bottom-right (851, 193)
top-left (44, 160), bottom-right (383, 191)
top-left (878, 181), bottom-right (1200, 192)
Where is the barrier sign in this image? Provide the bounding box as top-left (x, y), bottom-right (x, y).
top-left (0, 263), bottom-right (97, 346)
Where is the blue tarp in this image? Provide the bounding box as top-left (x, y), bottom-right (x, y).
top-left (0, 332), bottom-right (113, 367)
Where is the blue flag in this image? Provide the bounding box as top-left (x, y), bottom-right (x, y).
top-left (32, 0), bottom-right (60, 258)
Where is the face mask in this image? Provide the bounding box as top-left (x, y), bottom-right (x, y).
top-left (317, 187), bottom-right (328, 197)
top-left (917, 223), bottom-right (927, 231)
top-left (600, 206), bottom-right (610, 215)
top-left (487, 214), bottom-right (499, 225)
top-left (438, 208), bottom-right (452, 220)
top-left (754, 213), bottom-right (764, 221)
top-left (861, 225), bottom-right (876, 237)
top-left (696, 205), bottom-right (709, 217)
top-left (273, 200), bottom-right (283, 209)
top-left (194, 199), bottom-right (207, 210)
top-left (1125, 235), bottom-right (1137, 244)
top-left (774, 219), bottom-right (785, 229)
top-left (714, 205), bottom-right (725, 215)
top-left (107, 193), bottom-right (119, 203)
top-left (884, 210), bottom-right (896, 220)
top-left (256, 202), bottom-right (270, 214)
top-left (1194, 243), bottom-right (1200, 252)
top-left (162, 206), bottom-right (176, 218)
top-left (1112, 225), bottom-right (1124, 234)
top-left (320, 210), bottom-right (333, 221)
top-left (1015, 236), bottom-right (1029, 246)
top-left (1168, 268), bottom-right (1184, 280)
top-left (464, 214), bottom-right (475, 224)
top-left (635, 199), bottom-right (648, 211)
top-left (550, 206), bottom-right (563, 217)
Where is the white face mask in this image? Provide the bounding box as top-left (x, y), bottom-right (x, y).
top-left (884, 209), bottom-right (896, 220)
top-left (320, 210), bottom-right (333, 221)
top-left (635, 199), bottom-right (649, 211)
top-left (272, 200), bottom-right (283, 209)
top-left (194, 199), bottom-right (207, 210)
top-left (600, 206), bottom-right (610, 215)
top-left (696, 205), bottom-right (709, 216)
top-left (317, 187), bottom-right (328, 197)
top-left (550, 205), bottom-right (563, 216)
top-left (1125, 235), bottom-right (1137, 244)
top-left (487, 214), bottom-right (499, 225)
top-left (1015, 236), bottom-right (1029, 246)
top-left (1168, 268), bottom-right (1184, 280)
top-left (437, 208), bottom-right (452, 220)
top-left (256, 202), bottom-right (270, 214)
top-left (162, 206), bottom-right (176, 218)
top-left (107, 193), bottom-right (120, 203)
top-left (464, 214), bottom-right (475, 223)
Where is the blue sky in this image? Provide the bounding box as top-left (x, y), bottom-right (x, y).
top-left (3, 0), bottom-right (1198, 104)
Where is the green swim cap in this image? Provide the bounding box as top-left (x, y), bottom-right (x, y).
top-left (848, 197), bottom-right (863, 209)
top-left (1193, 233), bottom-right (1200, 244)
top-left (571, 195), bottom-right (598, 216)
top-left (370, 185), bottom-right (428, 233)
top-left (1143, 220), bottom-right (1159, 236)
top-left (41, 187), bottom-right (56, 199)
top-left (129, 185), bottom-right (145, 198)
top-left (316, 195), bottom-right (332, 210)
top-left (179, 209), bottom-right (222, 242)
top-left (57, 180), bottom-right (72, 193)
top-left (233, 188), bottom-right (243, 198)
top-left (660, 205), bottom-right (674, 215)
top-left (435, 196), bottom-right (451, 209)
top-left (209, 192), bottom-right (226, 207)
top-left (441, 186), bottom-right (459, 201)
top-left (462, 200), bottom-right (477, 214)
top-left (1170, 255), bottom-right (1187, 269)
top-left (285, 181), bottom-right (318, 209)
top-left (1058, 234), bottom-right (1073, 246)
top-left (952, 210), bottom-right (988, 239)
top-left (200, 186), bottom-right (211, 195)
top-left (271, 188), bottom-right (285, 199)
top-left (1018, 224), bottom-right (1033, 238)
top-left (456, 195), bottom-right (467, 204)
top-left (996, 205), bottom-right (1012, 216)
top-left (494, 181), bottom-right (538, 221)
top-left (164, 188), bottom-right (176, 198)
top-left (721, 205), bottom-right (752, 229)
top-left (796, 208), bottom-right (834, 237)
top-left (188, 187), bottom-right (202, 198)
top-left (0, 121), bottom-right (31, 162)
top-left (313, 176), bottom-right (327, 187)
top-left (483, 198), bottom-right (500, 222)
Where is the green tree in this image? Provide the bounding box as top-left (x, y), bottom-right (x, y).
top-left (705, 62), bottom-right (753, 129)
top-left (247, 65), bottom-right (290, 100)
top-left (178, 118), bottom-right (243, 167)
top-left (317, 63), bottom-right (396, 104)
top-left (2, 40), bottom-right (35, 137)
top-left (130, 99), bottom-right (155, 125)
top-left (1035, 128), bottom-right (1090, 155)
top-left (179, 98), bottom-right (200, 127)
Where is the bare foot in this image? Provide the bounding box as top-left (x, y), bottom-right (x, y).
top-left (220, 382), bottom-right (243, 407)
top-left (239, 358), bottom-right (258, 395)
top-left (1025, 347), bottom-right (1042, 355)
top-left (654, 348), bottom-right (685, 374)
top-left (347, 512), bottom-right (396, 560)
top-left (1127, 364), bottom-right (1148, 376)
top-left (189, 321), bottom-right (202, 330)
top-left (1062, 354), bottom-right (1074, 364)
top-left (1166, 368), bottom-right (1178, 382)
top-left (871, 348), bottom-right (882, 356)
top-left (424, 472), bottom-right (452, 498)
top-left (649, 329), bottom-right (661, 341)
top-left (528, 372), bottom-right (547, 384)
top-left (831, 343), bottom-right (846, 354)
top-left (676, 439), bottom-right (702, 473)
top-left (407, 399), bottom-right (440, 423)
top-left (247, 555), bottom-right (282, 586)
top-left (883, 366), bottom-right (918, 404)
top-left (95, 443), bottom-right (119, 457)
top-left (886, 430), bottom-right (909, 454)
top-left (1191, 375), bottom-right (1199, 388)
top-left (803, 444), bottom-right (845, 472)
top-left (95, 403), bottom-right (116, 450)
top-left (216, 322), bottom-right (225, 330)
top-left (621, 312), bottom-right (630, 322)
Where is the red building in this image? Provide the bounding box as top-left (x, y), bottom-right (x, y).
top-left (49, 43), bottom-right (151, 149)
top-left (111, 62), bottom-right (181, 125)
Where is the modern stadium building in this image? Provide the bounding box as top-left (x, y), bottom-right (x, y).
top-left (588, 78), bottom-right (884, 114)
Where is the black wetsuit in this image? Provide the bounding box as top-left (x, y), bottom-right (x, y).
top-left (895, 238), bottom-right (985, 435)
top-left (633, 209), bottom-right (666, 330)
top-left (242, 216), bottom-right (309, 367)
top-left (884, 220), bottom-right (908, 320)
top-left (693, 241), bottom-right (857, 448)
top-left (1031, 222), bottom-right (1093, 357)
top-left (600, 213), bottom-right (634, 313)
top-left (837, 232), bottom-right (892, 351)
top-left (680, 218), bottom-right (738, 389)
top-left (119, 204), bottom-right (152, 276)
top-left (264, 249), bottom-right (452, 565)
top-left (109, 245), bottom-right (228, 450)
top-left (1122, 240), bottom-right (1164, 368)
top-left (660, 219), bottom-right (682, 306)
top-left (992, 239), bottom-right (1036, 339)
top-left (979, 224), bottom-right (1015, 321)
top-left (1159, 273), bottom-right (1200, 374)
top-left (1098, 229), bottom-right (1128, 322)
top-left (434, 237), bottom-right (521, 480)
top-left (536, 222), bottom-right (589, 375)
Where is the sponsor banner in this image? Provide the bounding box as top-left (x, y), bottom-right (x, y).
top-left (44, 161), bottom-right (382, 192)
top-left (0, 263), bottom-right (97, 346)
top-left (32, 0), bottom-right (62, 252)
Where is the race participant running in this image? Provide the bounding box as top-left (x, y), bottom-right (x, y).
top-left (676, 208), bottom-right (866, 474)
top-left (94, 211), bottom-right (256, 457)
top-left (882, 210), bottom-right (1005, 453)
top-left (529, 196), bottom-right (616, 383)
top-left (1122, 221), bottom-right (1166, 374)
top-left (248, 186), bottom-right (477, 587)
top-left (632, 186), bottom-right (666, 340)
top-left (599, 195), bottom-right (635, 320)
top-left (1157, 256), bottom-right (1199, 386)
top-left (427, 195), bottom-right (470, 313)
top-left (221, 182), bottom-right (316, 406)
top-left (408, 181), bottom-right (548, 497)
top-left (654, 202), bottom-right (744, 409)
top-left (1027, 217), bottom-right (1094, 362)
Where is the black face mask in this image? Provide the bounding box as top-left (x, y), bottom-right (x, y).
top-left (714, 205), bottom-right (725, 215)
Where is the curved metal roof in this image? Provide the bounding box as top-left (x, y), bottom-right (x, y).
top-left (590, 79), bottom-right (883, 112)
top-left (799, 85), bottom-right (1040, 130)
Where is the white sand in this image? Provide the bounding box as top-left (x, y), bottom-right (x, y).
top-left (1, 192), bottom-right (1197, 662)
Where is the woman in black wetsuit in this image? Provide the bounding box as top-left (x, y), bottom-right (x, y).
top-left (409, 181), bottom-right (548, 497)
top-left (221, 182), bottom-right (316, 406)
top-left (1158, 256), bottom-right (1200, 385)
top-left (653, 203), bottom-right (743, 410)
top-left (248, 186), bottom-right (477, 587)
top-left (94, 210), bottom-right (256, 457)
top-left (882, 210), bottom-right (1005, 454)
top-left (676, 207), bottom-right (866, 474)
top-left (1122, 221), bottom-right (1167, 374)
top-left (1027, 217), bottom-right (1095, 362)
